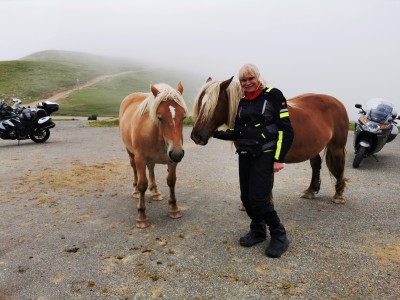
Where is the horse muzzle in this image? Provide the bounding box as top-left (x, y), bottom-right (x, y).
top-left (169, 148), bottom-right (185, 163)
top-left (190, 130), bottom-right (209, 146)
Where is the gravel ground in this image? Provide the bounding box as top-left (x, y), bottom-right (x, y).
top-left (0, 121), bottom-right (399, 300)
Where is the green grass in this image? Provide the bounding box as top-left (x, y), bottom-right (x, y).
top-left (0, 50), bottom-right (149, 103)
top-left (0, 50), bottom-right (201, 116)
top-left (0, 59), bottom-right (132, 101)
top-left (58, 72), bottom-right (151, 116)
top-left (87, 119), bottom-right (120, 127)
top-left (55, 71), bottom-right (199, 117)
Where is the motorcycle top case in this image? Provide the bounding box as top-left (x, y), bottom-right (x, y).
top-left (37, 101), bottom-right (59, 114)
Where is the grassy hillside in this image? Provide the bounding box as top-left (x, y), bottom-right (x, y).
top-left (59, 69), bottom-right (202, 117)
top-left (0, 50), bottom-right (202, 116)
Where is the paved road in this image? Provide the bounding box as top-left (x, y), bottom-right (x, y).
top-left (0, 121), bottom-right (399, 299)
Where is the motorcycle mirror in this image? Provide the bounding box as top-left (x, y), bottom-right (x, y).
top-left (355, 104), bottom-right (362, 108)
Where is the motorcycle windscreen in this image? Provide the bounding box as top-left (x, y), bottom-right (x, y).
top-left (366, 99), bottom-right (394, 124)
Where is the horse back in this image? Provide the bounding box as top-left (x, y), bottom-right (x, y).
top-left (119, 92), bottom-right (155, 154)
top-left (285, 94), bottom-right (349, 163)
top-left (288, 93), bottom-right (349, 128)
top-left (119, 92), bottom-right (147, 119)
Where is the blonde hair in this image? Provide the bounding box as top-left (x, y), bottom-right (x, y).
top-left (192, 79), bottom-right (243, 128)
top-left (238, 63), bottom-right (267, 88)
top-left (136, 83), bottom-right (188, 123)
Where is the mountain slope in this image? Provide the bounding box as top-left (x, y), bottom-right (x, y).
top-left (0, 50), bottom-right (202, 116)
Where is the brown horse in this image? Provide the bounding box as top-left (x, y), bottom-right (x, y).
top-left (119, 82), bottom-right (188, 228)
top-left (191, 77), bottom-right (349, 203)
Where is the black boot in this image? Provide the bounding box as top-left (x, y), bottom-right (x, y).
top-left (264, 211), bottom-right (289, 258)
top-left (239, 220), bottom-right (266, 247)
top-left (265, 224), bottom-right (289, 258)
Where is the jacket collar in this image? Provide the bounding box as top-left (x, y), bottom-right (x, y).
top-left (244, 87), bottom-right (264, 100)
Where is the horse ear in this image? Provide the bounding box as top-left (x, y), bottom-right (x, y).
top-left (220, 76), bottom-right (234, 90)
top-left (150, 83), bottom-right (159, 97)
top-left (206, 77), bottom-right (212, 83)
top-left (177, 82), bottom-right (184, 95)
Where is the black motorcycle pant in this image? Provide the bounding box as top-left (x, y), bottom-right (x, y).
top-left (238, 152), bottom-right (280, 228)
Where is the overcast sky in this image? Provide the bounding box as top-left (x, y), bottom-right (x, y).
top-left (1, 0), bottom-right (399, 120)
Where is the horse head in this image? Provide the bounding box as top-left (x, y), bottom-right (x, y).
top-left (191, 76), bottom-right (239, 145)
top-left (151, 82), bottom-right (187, 163)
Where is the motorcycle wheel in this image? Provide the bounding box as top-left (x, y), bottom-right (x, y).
top-left (353, 145), bottom-right (367, 168)
top-left (30, 128), bottom-right (50, 143)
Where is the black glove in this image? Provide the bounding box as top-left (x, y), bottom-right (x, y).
top-left (213, 129), bottom-right (240, 141)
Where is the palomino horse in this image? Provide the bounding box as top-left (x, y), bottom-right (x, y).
top-left (119, 82), bottom-right (188, 228)
top-left (191, 77), bottom-right (349, 203)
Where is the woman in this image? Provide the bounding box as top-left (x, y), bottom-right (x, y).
top-left (213, 63), bottom-right (294, 258)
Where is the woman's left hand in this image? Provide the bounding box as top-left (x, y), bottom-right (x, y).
top-left (273, 162), bottom-right (285, 173)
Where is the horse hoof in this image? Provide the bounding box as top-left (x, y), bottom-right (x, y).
top-left (152, 193), bottom-right (163, 201)
top-left (169, 211), bottom-right (182, 219)
top-left (301, 192), bottom-right (315, 199)
top-left (132, 191), bottom-right (139, 199)
top-left (332, 197), bottom-right (345, 204)
top-left (136, 219), bottom-right (150, 228)
top-left (239, 204), bottom-right (246, 211)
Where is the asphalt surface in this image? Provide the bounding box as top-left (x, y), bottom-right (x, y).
top-left (0, 121), bottom-right (399, 300)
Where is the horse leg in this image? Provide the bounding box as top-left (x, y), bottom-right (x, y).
top-left (128, 152), bottom-right (140, 198)
top-left (134, 158), bottom-right (150, 228)
top-left (301, 155), bottom-right (322, 199)
top-left (166, 163), bottom-right (182, 219)
top-left (148, 163), bottom-right (163, 201)
top-left (326, 144), bottom-right (347, 204)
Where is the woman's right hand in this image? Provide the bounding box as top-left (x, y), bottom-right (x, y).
top-left (273, 162), bottom-right (285, 173)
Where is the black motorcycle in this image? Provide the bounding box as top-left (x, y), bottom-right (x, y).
top-left (0, 99), bottom-right (59, 143)
top-left (353, 98), bottom-right (399, 168)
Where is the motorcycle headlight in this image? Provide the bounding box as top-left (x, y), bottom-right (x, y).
top-left (362, 120), bottom-right (381, 133)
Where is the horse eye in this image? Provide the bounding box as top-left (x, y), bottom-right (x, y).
top-left (157, 114), bottom-right (163, 121)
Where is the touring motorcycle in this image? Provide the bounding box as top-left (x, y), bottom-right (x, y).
top-left (353, 98), bottom-right (399, 168)
top-left (0, 99), bottom-right (59, 143)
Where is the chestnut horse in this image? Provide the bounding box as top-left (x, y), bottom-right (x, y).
top-left (191, 77), bottom-right (349, 203)
top-left (119, 82), bottom-right (188, 228)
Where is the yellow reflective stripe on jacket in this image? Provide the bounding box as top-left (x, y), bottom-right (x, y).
top-left (275, 131), bottom-right (283, 160)
top-left (266, 87), bottom-right (274, 93)
top-left (280, 112), bottom-right (289, 118)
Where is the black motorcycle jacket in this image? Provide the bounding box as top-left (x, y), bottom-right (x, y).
top-left (234, 87), bottom-right (294, 162)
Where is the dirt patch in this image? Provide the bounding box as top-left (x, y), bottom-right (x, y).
top-left (372, 242), bottom-right (400, 265)
top-left (19, 160), bottom-right (127, 193)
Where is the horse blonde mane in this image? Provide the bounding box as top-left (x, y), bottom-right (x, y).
top-left (193, 80), bottom-right (243, 128)
top-left (136, 83), bottom-right (188, 123)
